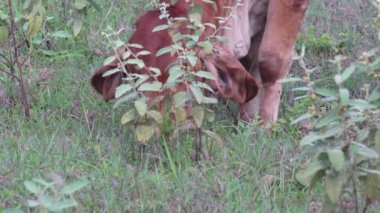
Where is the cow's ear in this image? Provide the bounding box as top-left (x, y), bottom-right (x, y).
top-left (203, 52), bottom-right (258, 104)
top-left (90, 63), bottom-right (122, 101)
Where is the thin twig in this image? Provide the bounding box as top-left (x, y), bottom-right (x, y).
top-left (0, 66), bottom-right (19, 80)
top-left (0, 52), bottom-right (12, 65)
top-left (351, 174), bottom-right (359, 213)
top-left (19, 25), bottom-right (64, 67)
top-left (8, 0), bottom-right (30, 117)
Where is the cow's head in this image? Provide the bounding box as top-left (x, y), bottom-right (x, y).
top-left (91, 59), bottom-right (123, 101)
top-left (91, 47), bottom-right (258, 105)
top-left (200, 47), bottom-right (258, 104)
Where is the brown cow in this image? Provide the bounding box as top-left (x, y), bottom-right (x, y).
top-left (91, 0), bottom-right (258, 112)
top-left (221, 0), bottom-right (308, 123)
top-left (91, 0), bottom-right (308, 124)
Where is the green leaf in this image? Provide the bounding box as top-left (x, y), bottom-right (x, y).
top-left (375, 130), bottom-right (380, 152)
top-left (291, 113), bottom-right (313, 125)
top-left (47, 199), bottom-right (78, 212)
top-left (364, 165), bottom-right (380, 199)
top-left (204, 23), bottom-right (216, 30)
top-left (60, 179), bottom-right (89, 195)
top-left (102, 67), bottom-right (121, 77)
top-left (347, 99), bottom-right (375, 110)
top-left (214, 35), bottom-right (228, 43)
top-left (192, 106), bottom-right (204, 127)
top-left (185, 40), bottom-right (196, 48)
top-left (126, 59), bottom-right (145, 69)
top-left (135, 99), bottom-right (147, 116)
top-left (174, 91), bottom-right (192, 107)
top-left (327, 149), bottom-right (345, 172)
top-left (172, 17), bottom-right (188, 22)
top-left (334, 74), bottom-right (343, 84)
top-left (137, 50), bottom-right (151, 56)
top-left (167, 65), bottom-right (185, 82)
top-left (147, 110), bottom-right (163, 124)
top-left (28, 16), bottom-right (43, 39)
top-left (197, 41), bottom-right (213, 54)
top-left (277, 77), bottom-right (302, 83)
top-left (52, 30), bottom-right (72, 38)
top-left (192, 82), bottom-right (214, 92)
top-left (325, 174), bottom-right (344, 203)
top-left (187, 55), bottom-right (197, 66)
top-left (189, 12), bottom-right (202, 24)
top-left (123, 51), bottom-right (131, 60)
top-left (138, 82), bottom-right (162, 92)
top-left (24, 181), bottom-right (41, 194)
top-left (134, 74), bottom-right (149, 87)
top-left (74, 0), bottom-right (88, 10)
top-left (201, 96), bottom-right (217, 104)
top-left (0, 25), bottom-right (8, 44)
top-left (156, 46), bottom-right (172, 57)
top-left (204, 108), bottom-right (215, 122)
top-left (152, 24), bottom-right (169, 32)
top-left (128, 43), bottom-right (143, 49)
top-left (73, 18), bottom-right (82, 36)
top-left (31, 178), bottom-right (53, 187)
top-left (318, 97), bottom-right (338, 104)
top-left (149, 67), bottom-right (161, 76)
top-left (27, 200), bottom-right (40, 207)
top-left (114, 93), bottom-right (137, 108)
top-left (121, 109), bottom-right (136, 125)
top-left (340, 65), bottom-right (355, 82)
top-left (351, 143), bottom-right (379, 159)
top-left (103, 56), bottom-right (116, 66)
top-left (190, 85), bottom-right (203, 104)
top-left (314, 88), bottom-right (336, 97)
top-left (203, 130), bottom-right (223, 144)
top-left (291, 87), bottom-right (311, 92)
top-left (339, 88), bottom-right (350, 105)
top-left (175, 107), bottom-right (187, 123)
top-left (368, 87), bottom-right (380, 102)
top-left (194, 71), bottom-right (215, 80)
top-left (315, 110), bottom-right (339, 128)
top-left (296, 160), bottom-right (328, 188)
top-left (115, 84), bottom-right (132, 98)
top-left (136, 125), bottom-right (155, 143)
top-left (357, 128), bottom-right (369, 142)
top-left (300, 127), bottom-right (343, 146)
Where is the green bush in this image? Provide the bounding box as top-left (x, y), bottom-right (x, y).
top-left (288, 1), bottom-right (380, 210)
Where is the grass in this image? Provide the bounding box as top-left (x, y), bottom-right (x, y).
top-left (0, 0), bottom-right (378, 212)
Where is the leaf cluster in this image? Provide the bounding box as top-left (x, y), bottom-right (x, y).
top-left (289, 2), bottom-right (380, 209)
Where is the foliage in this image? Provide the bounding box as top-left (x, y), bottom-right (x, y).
top-left (101, 2), bottom-right (241, 152)
top-left (0, 0), bottom-right (95, 117)
top-left (296, 28), bottom-right (357, 56)
top-left (289, 1), bottom-right (380, 211)
top-left (23, 175), bottom-right (89, 212)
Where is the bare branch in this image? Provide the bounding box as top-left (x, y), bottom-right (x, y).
top-left (0, 66), bottom-right (19, 80)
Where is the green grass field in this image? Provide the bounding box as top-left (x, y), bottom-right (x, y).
top-left (0, 0), bottom-right (378, 212)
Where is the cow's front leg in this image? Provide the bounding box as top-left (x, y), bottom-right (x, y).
top-left (240, 0), bottom-right (308, 124)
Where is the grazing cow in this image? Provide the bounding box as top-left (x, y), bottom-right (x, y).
top-left (91, 0), bottom-right (258, 112)
top-left (91, 0), bottom-right (308, 124)
top-left (221, 0), bottom-right (308, 123)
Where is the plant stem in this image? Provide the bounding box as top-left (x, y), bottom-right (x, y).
top-left (195, 128), bottom-right (202, 161)
top-left (8, 0), bottom-right (30, 118)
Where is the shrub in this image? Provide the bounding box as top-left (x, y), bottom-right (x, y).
top-left (289, 1), bottom-right (380, 210)
top-left (100, 2), bottom-right (243, 159)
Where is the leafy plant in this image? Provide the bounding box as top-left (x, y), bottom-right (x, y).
top-left (100, 1), bottom-right (242, 159)
top-left (0, 0), bottom-right (95, 118)
top-left (288, 1), bottom-right (380, 211)
top-left (23, 175), bottom-right (89, 212)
